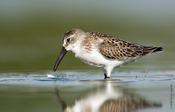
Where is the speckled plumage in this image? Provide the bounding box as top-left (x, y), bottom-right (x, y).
top-left (85, 32), bottom-right (161, 60)
top-left (54, 28), bottom-right (163, 79)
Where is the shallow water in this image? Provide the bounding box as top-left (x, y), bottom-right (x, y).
top-left (0, 71), bottom-right (175, 112)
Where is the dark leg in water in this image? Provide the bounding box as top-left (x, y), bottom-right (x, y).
top-left (104, 73), bottom-right (110, 79)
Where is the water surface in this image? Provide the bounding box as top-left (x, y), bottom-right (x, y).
top-left (0, 71), bottom-right (175, 112)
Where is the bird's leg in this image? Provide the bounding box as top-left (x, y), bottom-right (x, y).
top-left (103, 68), bottom-right (107, 79)
top-left (103, 66), bottom-right (113, 79)
top-left (104, 73), bottom-right (109, 79)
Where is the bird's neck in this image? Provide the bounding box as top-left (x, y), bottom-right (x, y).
top-left (71, 40), bottom-right (82, 56)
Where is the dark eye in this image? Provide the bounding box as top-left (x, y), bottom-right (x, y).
top-left (66, 38), bottom-right (70, 42)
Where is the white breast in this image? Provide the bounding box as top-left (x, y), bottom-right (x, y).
top-left (71, 43), bottom-right (124, 68)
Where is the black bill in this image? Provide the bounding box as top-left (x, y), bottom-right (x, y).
top-left (53, 47), bottom-right (67, 71)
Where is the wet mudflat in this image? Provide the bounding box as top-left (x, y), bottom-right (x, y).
top-left (0, 71), bottom-right (174, 112)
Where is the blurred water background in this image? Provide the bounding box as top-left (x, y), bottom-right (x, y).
top-left (0, 0), bottom-right (175, 72)
top-left (0, 0), bottom-right (175, 112)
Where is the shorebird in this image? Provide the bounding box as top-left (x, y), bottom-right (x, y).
top-left (55, 82), bottom-right (161, 112)
top-left (53, 28), bottom-right (163, 79)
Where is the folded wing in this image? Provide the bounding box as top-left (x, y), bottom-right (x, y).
top-left (99, 37), bottom-right (162, 60)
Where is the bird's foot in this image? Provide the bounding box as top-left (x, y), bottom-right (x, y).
top-left (104, 74), bottom-right (110, 79)
top-left (104, 77), bottom-right (110, 80)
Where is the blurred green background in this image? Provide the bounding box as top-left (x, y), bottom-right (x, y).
top-left (0, 0), bottom-right (175, 73)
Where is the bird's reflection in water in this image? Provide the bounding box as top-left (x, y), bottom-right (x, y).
top-left (55, 81), bottom-right (162, 112)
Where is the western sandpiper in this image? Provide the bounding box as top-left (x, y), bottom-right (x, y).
top-left (53, 28), bottom-right (163, 79)
top-left (55, 82), bottom-right (161, 112)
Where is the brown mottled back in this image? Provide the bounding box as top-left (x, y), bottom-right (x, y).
top-left (93, 32), bottom-right (163, 60)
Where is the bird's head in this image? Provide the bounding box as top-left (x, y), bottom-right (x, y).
top-left (53, 28), bottom-right (85, 71)
top-left (62, 28), bottom-right (85, 51)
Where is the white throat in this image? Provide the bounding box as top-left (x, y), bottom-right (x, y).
top-left (71, 37), bottom-right (84, 56)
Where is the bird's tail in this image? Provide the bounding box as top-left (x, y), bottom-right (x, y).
top-left (152, 47), bottom-right (163, 53)
top-left (142, 46), bottom-right (163, 55)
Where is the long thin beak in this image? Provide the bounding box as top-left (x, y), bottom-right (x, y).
top-left (53, 47), bottom-right (67, 71)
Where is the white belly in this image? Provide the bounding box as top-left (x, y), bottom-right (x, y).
top-left (73, 48), bottom-right (124, 68)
